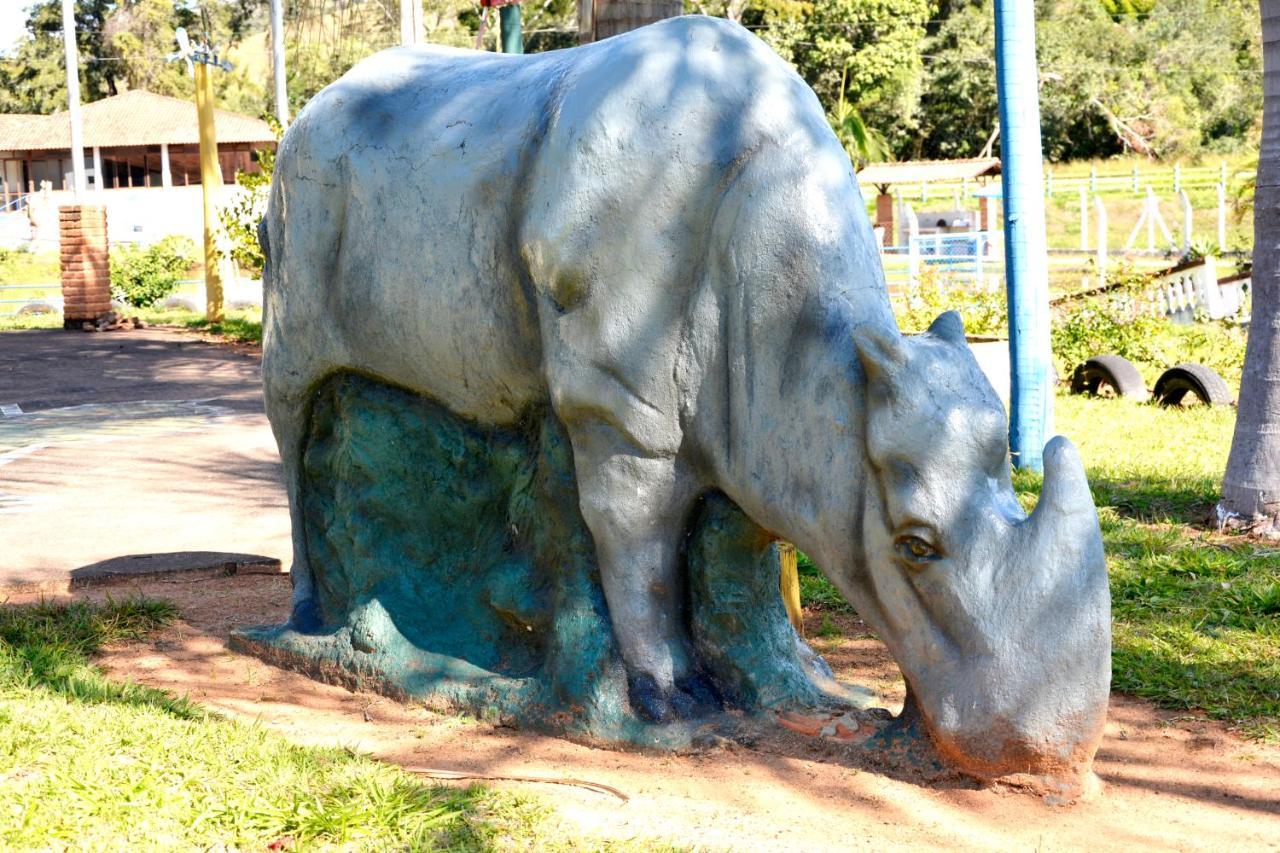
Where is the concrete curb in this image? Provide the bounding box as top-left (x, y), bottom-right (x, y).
top-left (0, 551), bottom-right (285, 597)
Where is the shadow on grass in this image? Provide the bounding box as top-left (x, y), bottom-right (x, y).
top-left (1013, 467), bottom-right (1218, 526)
top-left (0, 597), bottom-right (203, 720)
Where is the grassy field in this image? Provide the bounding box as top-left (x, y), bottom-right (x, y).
top-left (0, 599), bottom-right (561, 850)
top-left (800, 392), bottom-right (1279, 741)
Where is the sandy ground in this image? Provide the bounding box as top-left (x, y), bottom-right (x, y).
top-left (32, 573), bottom-right (1279, 852)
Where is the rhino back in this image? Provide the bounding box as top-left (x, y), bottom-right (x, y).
top-left (268, 45), bottom-right (567, 423)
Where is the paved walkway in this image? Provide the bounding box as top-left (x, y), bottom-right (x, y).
top-left (0, 328), bottom-right (290, 593)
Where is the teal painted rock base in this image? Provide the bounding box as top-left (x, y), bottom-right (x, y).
top-left (231, 373), bottom-right (872, 747)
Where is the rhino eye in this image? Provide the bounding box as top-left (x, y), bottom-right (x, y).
top-left (895, 535), bottom-right (941, 565)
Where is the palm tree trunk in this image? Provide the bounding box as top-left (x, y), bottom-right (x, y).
top-left (1221, 0), bottom-right (1280, 529)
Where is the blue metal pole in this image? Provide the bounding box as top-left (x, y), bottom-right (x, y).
top-left (994, 0), bottom-right (1053, 472)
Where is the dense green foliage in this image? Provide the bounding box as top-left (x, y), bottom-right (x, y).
top-left (109, 235), bottom-right (197, 308)
top-left (916, 0), bottom-right (1261, 161)
top-left (1, 0), bottom-right (1260, 163)
top-left (0, 597), bottom-right (555, 848)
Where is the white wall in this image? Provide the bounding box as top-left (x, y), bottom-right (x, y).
top-left (6, 184), bottom-right (252, 251)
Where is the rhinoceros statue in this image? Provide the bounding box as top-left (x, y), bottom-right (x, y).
top-left (254, 16), bottom-right (1110, 789)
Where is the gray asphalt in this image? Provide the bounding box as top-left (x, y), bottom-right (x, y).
top-left (0, 328), bottom-right (291, 593)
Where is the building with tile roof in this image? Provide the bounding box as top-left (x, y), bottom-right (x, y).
top-left (1, 89), bottom-right (276, 206)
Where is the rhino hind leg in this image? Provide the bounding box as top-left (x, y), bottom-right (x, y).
top-left (262, 325), bottom-right (342, 634)
top-left (564, 419), bottom-right (715, 722)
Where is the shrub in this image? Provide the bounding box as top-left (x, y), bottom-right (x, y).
top-left (893, 267), bottom-right (1008, 337)
top-left (109, 236), bottom-right (197, 308)
top-left (219, 142), bottom-right (276, 275)
top-left (1049, 267), bottom-right (1249, 389)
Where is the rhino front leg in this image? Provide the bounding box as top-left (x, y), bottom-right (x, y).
top-left (564, 419), bottom-right (716, 722)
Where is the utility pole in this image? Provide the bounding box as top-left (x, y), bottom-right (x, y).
top-left (994, 0), bottom-right (1052, 472)
top-left (269, 0), bottom-right (288, 126)
top-left (60, 0), bottom-right (86, 198)
top-left (173, 28), bottom-right (233, 322)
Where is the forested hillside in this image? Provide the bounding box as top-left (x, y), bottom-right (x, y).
top-left (0, 0), bottom-right (1262, 162)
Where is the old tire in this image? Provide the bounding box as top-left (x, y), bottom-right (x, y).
top-left (1153, 363), bottom-right (1234, 407)
top-left (1069, 355), bottom-right (1148, 401)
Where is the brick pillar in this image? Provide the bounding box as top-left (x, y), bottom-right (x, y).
top-left (59, 205), bottom-right (111, 329)
top-left (875, 192), bottom-right (895, 241)
top-left (978, 195), bottom-right (994, 232)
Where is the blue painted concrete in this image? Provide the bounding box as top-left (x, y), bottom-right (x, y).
top-left (995, 0), bottom-right (1054, 471)
top-left (231, 374), bottom-right (867, 746)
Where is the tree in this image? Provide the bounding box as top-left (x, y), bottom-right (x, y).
top-left (0, 1), bottom-right (268, 117)
top-left (781, 0), bottom-right (931, 157)
top-left (1220, 0), bottom-right (1280, 532)
top-left (0, 0), bottom-right (118, 114)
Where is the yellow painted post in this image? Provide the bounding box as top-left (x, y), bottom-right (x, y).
top-left (194, 62), bottom-right (223, 322)
top-left (777, 541), bottom-right (804, 637)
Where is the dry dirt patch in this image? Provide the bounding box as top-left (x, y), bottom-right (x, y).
top-left (41, 574), bottom-right (1280, 851)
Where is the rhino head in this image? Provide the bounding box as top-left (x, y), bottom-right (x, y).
top-left (840, 311), bottom-right (1111, 789)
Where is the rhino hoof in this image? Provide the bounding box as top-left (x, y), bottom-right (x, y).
top-left (629, 673), bottom-right (672, 722)
top-left (674, 672), bottom-right (721, 716)
top-left (290, 598), bottom-right (325, 635)
top-left (630, 672), bottom-right (722, 722)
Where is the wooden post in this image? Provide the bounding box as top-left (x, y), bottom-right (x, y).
top-left (1094, 195), bottom-right (1107, 287)
top-left (777, 542), bottom-right (804, 637)
top-left (195, 62), bottom-right (224, 321)
top-left (1180, 189), bottom-right (1193, 250)
top-left (906, 203), bottom-right (920, 287)
top-left (1218, 182), bottom-right (1228, 248)
top-left (1147, 187), bottom-right (1156, 250)
top-left (1079, 185), bottom-right (1088, 251)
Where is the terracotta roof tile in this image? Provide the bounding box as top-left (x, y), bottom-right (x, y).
top-left (0, 89), bottom-right (275, 151)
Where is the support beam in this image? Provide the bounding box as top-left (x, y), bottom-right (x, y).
top-left (92, 145), bottom-right (102, 192)
top-left (160, 143), bottom-right (172, 188)
top-left (270, 0), bottom-right (289, 126)
top-left (994, 0), bottom-right (1053, 472)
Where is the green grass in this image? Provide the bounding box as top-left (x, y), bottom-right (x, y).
top-left (0, 598), bottom-right (556, 849)
top-left (0, 249), bottom-right (60, 287)
top-left (131, 305), bottom-right (264, 344)
top-left (800, 392), bottom-right (1280, 740)
top-left (0, 306), bottom-right (264, 344)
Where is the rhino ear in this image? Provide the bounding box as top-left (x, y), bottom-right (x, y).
top-left (927, 310), bottom-right (967, 346)
top-left (854, 323), bottom-right (907, 386)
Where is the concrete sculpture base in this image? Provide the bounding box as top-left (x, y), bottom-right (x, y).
top-left (231, 374), bottom-right (871, 747)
